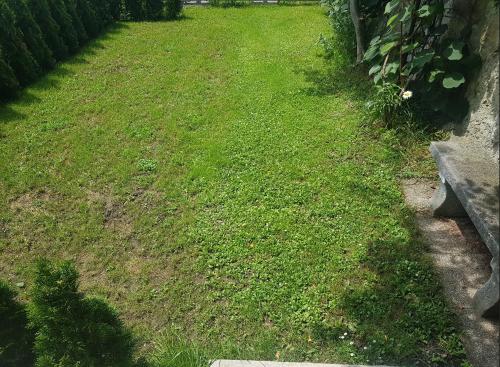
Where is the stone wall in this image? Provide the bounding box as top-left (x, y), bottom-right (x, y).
top-left (450, 0), bottom-right (499, 159)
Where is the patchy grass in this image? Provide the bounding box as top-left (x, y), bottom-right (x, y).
top-left (0, 6), bottom-right (465, 366)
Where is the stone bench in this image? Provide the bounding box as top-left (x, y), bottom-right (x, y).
top-left (430, 140), bottom-right (499, 318)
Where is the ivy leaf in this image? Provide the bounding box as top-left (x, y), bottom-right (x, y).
top-left (387, 14), bottom-right (399, 27)
top-left (400, 5), bottom-right (414, 22)
top-left (417, 5), bottom-right (433, 17)
top-left (410, 49), bottom-right (435, 70)
top-left (369, 64), bottom-right (382, 75)
top-left (384, 0), bottom-right (400, 14)
top-left (380, 41), bottom-right (398, 55)
top-left (442, 72), bottom-right (465, 88)
top-left (443, 41), bottom-right (465, 61)
top-left (418, 4), bottom-right (444, 18)
top-left (364, 44), bottom-right (380, 61)
top-left (385, 62), bottom-right (399, 75)
top-left (428, 69), bottom-right (444, 83)
top-left (370, 36), bottom-right (381, 46)
top-left (402, 42), bottom-right (419, 53)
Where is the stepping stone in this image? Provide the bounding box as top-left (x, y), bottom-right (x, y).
top-left (211, 361), bottom-right (395, 367)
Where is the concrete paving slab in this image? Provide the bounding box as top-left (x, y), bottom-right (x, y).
top-left (211, 361), bottom-right (394, 367)
top-left (402, 179), bottom-right (499, 367)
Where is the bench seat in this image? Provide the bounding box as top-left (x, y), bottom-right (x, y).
top-left (430, 140), bottom-right (499, 318)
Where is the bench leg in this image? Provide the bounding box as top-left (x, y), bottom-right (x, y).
top-left (473, 256), bottom-right (499, 318)
top-left (431, 178), bottom-right (467, 217)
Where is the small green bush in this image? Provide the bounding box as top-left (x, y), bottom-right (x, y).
top-left (27, 0), bottom-right (69, 60)
top-left (6, 0), bottom-right (55, 71)
top-left (144, 0), bottom-right (165, 20)
top-left (0, 0), bottom-right (39, 85)
top-left (0, 281), bottom-right (35, 367)
top-left (29, 259), bottom-right (136, 367)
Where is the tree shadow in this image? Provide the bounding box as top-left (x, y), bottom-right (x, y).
top-left (0, 282), bottom-right (35, 367)
top-left (296, 62), bottom-right (372, 102)
top-left (0, 22), bottom-right (131, 110)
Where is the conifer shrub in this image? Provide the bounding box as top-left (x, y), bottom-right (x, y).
top-left (29, 259), bottom-right (136, 367)
top-left (75, 0), bottom-right (100, 38)
top-left (164, 0), bottom-right (183, 19)
top-left (0, 47), bottom-right (19, 99)
top-left (47, 0), bottom-right (80, 53)
top-left (63, 0), bottom-right (88, 46)
top-left (0, 281), bottom-right (35, 367)
top-left (0, 0), bottom-right (39, 85)
top-left (27, 0), bottom-right (68, 61)
top-left (144, 0), bottom-right (165, 20)
top-left (5, 0), bottom-right (55, 71)
top-left (109, 0), bottom-right (122, 20)
top-left (124, 0), bottom-right (143, 20)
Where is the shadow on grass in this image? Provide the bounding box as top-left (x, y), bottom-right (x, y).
top-left (297, 63), bottom-right (371, 102)
top-left (0, 282), bottom-right (35, 367)
top-left (311, 224), bottom-right (467, 366)
top-left (0, 22), bottom-right (130, 112)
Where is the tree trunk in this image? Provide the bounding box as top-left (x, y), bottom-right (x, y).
top-left (349, 0), bottom-right (365, 63)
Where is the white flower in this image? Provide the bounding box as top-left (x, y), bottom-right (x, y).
top-left (350, 353), bottom-right (355, 357)
top-left (363, 346), bottom-right (368, 350)
top-left (344, 332), bottom-right (348, 336)
top-left (340, 335), bottom-right (345, 339)
top-left (402, 90), bottom-right (413, 100)
top-left (349, 341), bottom-right (354, 345)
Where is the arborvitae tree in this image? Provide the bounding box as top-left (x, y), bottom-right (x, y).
top-left (47, 0), bottom-right (79, 53)
top-left (0, 0), bottom-right (39, 85)
top-left (109, 0), bottom-right (121, 20)
top-left (27, 0), bottom-right (68, 60)
top-left (63, 0), bottom-right (88, 46)
top-left (0, 281), bottom-right (35, 367)
top-left (76, 0), bottom-right (100, 38)
top-left (6, 0), bottom-right (55, 70)
top-left (165, 0), bottom-right (182, 20)
top-left (0, 48), bottom-right (19, 98)
top-left (124, 0), bottom-right (143, 20)
top-left (85, 0), bottom-right (103, 29)
top-left (144, 0), bottom-right (164, 20)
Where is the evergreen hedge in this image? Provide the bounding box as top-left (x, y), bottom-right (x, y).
top-left (0, 0), bottom-right (183, 100)
top-left (0, 0), bottom-right (39, 86)
top-left (5, 0), bottom-right (55, 70)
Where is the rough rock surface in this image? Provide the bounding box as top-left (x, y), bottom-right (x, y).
top-left (450, 0), bottom-right (499, 159)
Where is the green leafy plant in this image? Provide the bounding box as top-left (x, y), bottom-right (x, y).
top-left (365, 81), bottom-right (411, 127)
top-left (363, 0), bottom-right (481, 121)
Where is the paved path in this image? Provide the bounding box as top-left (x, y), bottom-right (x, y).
top-left (211, 361), bottom-right (394, 367)
top-left (402, 179), bottom-right (499, 367)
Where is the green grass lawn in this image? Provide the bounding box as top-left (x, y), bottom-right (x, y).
top-left (0, 6), bottom-right (464, 366)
